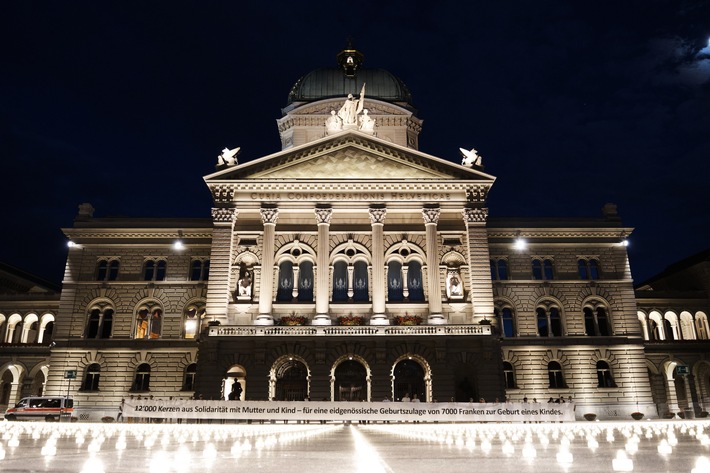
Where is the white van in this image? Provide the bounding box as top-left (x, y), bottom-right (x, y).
top-left (4, 396), bottom-right (74, 422)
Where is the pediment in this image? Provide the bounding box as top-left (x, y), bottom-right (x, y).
top-left (205, 132), bottom-right (494, 183)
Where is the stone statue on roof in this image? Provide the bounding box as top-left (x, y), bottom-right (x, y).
top-left (338, 83), bottom-right (366, 126)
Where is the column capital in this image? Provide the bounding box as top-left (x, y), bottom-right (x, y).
top-left (422, 207), bottom-right (441, 225)
top-left (260, 207), bottom-right (279, 225)
top-left (211, 207), bottom-right (238, 224)
top-left (462, 207), bottom-right (488, 224)
top-left (368, 207), bottom-right (387, 225)
top-left (314, 207), bottom-right (333, 225)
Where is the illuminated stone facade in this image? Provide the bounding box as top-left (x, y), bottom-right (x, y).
top-left (2, 49), bottom-right (705, 421)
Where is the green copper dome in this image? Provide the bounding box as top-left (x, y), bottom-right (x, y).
top-left (287, 48), bottom-right (414, 108)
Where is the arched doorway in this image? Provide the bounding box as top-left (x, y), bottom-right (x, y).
top-left (393, 358), bottom-right (426, 402)
top-left (222, 365), bottom-right (246, 401)
top-left (334, 359), bottom-right (367, 401)
top-left (274, 358), bottom-right (309, 401)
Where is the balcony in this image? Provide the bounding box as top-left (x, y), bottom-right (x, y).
top-left (208, 324), bottom-right (492, 337)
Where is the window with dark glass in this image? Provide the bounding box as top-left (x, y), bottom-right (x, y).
top-left (387, 260), bottom-right (404, 301)
top-left (548, 361), bottom-right (566, 388)
top-left (578, 258), bottom-right (601, 280)
top-left (503, 361), bottom-right (516, 389)
top-left (144, 260), bottom-right (167, 281)
top-left (277, 260), bottom-right (294, 301)
top-left (407, 261), bottom-right (424, 301)
top-left (596, 361), bottom-right (615, 387)
top-left (537, 307), bottom-right (562, 337)
top-left (183, 363), bottom-right (197, 391)
top-left (82, 363), bottom-right (101, 391)
top-left (353, 261), bottom-right (369, 302)
top-left (96, 259), bottom-right (119, 281)
top-left (332, 261), bottom-right (348, 302)
top-left (86, 308), bottom-right (113, 339)
top-left (298, 261), bottom-right (314, 302)
top-left (498, 307), bottom-right (516, 337)
top-left (132, 363), bottom-right (151, 392)
top-left (190, 260), bottom-right (210, 281)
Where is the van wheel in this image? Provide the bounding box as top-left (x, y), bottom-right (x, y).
top-left (45, 415), bottom-right (57, 422)
top-left (6, 414), bottom-right (16, 421)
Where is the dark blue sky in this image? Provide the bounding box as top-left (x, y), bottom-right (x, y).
top-left (2, 1), bottom-right (709, 285)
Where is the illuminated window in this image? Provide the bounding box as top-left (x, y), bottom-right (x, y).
top-left (183, 305), bottom-right (204, 339)
top-left (81, 363), bottom-right (101, 391)
top-left (596, 361), bottom-right (615, 387)
top-left (134, 306), bottom-right (162, 339)
top-left (548, 361), bottom-right (566, 388)
top-left (96, 259), bottom-right (119, 281)
top-left (132, 363), bottom-right (151, 392)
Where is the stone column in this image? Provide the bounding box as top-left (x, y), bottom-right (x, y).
top-left (313, 207), bottom-right (333, 325)
top-left (369, 207), bottom-right (388, 325)
top-left (255, 207), bottom-right (278, 325)
top-left (462, 207), bottom-right (495, 323)
top-left (422, 207), bottom-right (444, 324)
top-left (205, 207), bottom-right (237, 324)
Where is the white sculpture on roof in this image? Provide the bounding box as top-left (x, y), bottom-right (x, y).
top-left (460, 148), bottom-right (482, 167)
top-left (359, 109), bottom-right (375, 134)
top-left (338, 83), bottom-right (366, 126)
top-left (218, 147), bottom-right (240, 166)
top-left (326, 110), bottom-right (343, 134)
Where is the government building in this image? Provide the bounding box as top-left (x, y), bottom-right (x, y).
top-left (1, 48), bottom-right (708, 421)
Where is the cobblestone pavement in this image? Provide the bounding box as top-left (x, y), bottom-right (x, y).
top-left (1, 420), bottom-right (710, 472)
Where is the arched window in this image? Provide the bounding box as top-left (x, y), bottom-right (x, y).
top-left (584, 306), bottom-right (610, 336)
top-left (132, 363), bottom-right (151, 392)
top-left (144, 260), bottom-right (167, 281)
top-left (96, 259), bottom-right (120, 281)
top-left (596, 361), bottom-right (615, 387)
top-left (537, 306), bottom-right (562, 337)
top-left (503, 361), bottom-right (516, 389)
top-left (297, 261), bottom-right (314, 302)
top-left (490, 259), bottom-right (508, 281)
top-left (543, 259), bottom-right (554, 280)
top-left (407, 261), bottom-right (424, 301)
top-left (548, 361), bottom-right (566, 388)
top-left (696, 313), bottom-right (709, 340)
top-left (183, 363), bottom-right (197, 391)
top-left (190, 259), bottom-right (210, 281)
top-left (86, 308), bottom-right (113, 339)
top-left (183, 305), bottom-right (204, 339)
top-left (578, 258), bottom-right (601, 280)
top-left (497, 307), bottom-right (516, 337)
top-left (387, 261), bottom-right (404, 301)
top-left (277, 260), bottom-right (294, 301)
top-left (134, 306), bottom-right (162, 339)
top-left (332, 260), bottom-right (348, 302)
top-left (663, 318), bottom-right (675, 341)
top-left (353, 261), bottom-right (369, 302)
top-left (532, 260), bottom-right (543, 280)
top-left (81, 363), bottom-right (101, 391)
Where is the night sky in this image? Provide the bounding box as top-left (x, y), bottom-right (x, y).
top-left (2, 1), bottom-right (709, 285)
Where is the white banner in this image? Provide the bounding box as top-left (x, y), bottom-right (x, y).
top-left (123, 400), bottom-right (575, 423)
